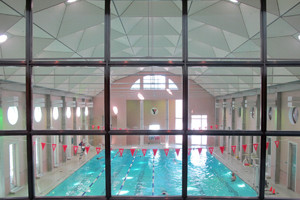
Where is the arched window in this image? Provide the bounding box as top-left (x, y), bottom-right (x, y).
top-left (130, 75), bottom-right (178, 90)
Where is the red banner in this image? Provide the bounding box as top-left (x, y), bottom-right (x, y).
top-left (63, 145), bottom-right (67, 152)
top-left (275, 141), bottom-right (279, 148)
top-left (164, 149), bottom-right (169, 156)
top-left (198, 148), bottom-right (202, 155)
top-left (242, 144), bottom-right (247, 152)
top-left (73, 146), bottom-right (78, 154)
top-left (153, 149), bottom-right (158, 156)
top-left (92, 125), bottom-right (95, 129)
top-left (266, 142), bottom-right (269, 150)
top-left (85, 146), bottom-right (90, 154)
top-left (142, 149), bottom-right (147, 156)
top-left (175, 148), bottom-right (180, 156)
top-left (119, 148), bottom-right (124, 156)
top-left (96, 147), bottom-right (101, 154)
top-left (253, 143), bottom-right (258, 151)
top-left (52, 144), bottom-right (56, 152)
top-left (97, 125), bottom-right (100, 130)
top-left (231, 145), bottom-right (236, 154)
top-left (33, 141), bottom-right (36, 146)
top-left (220, 146), bottom-right (225, 154)
top-left (130, 149), bottom-right (135, 156)
top-left (188, 148), bottom-right (192, 156)
top-left (41, 142), bottom-right (46, 150)
top-left (208, 147), bottom-right (214, 155)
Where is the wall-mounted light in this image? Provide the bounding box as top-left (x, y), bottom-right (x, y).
top-left (34, 107), bottom-right (42, 123)
top-left (53, 107), bottom-right (59, 120)
top-left (7, 106), bottom-right (18, 125)
top-left (66, 107), bottom-right (71, 118)
top-left (67, 0), bottom-right (77, 3)
top-left (230, 0), bottom-right (238, 3)
top-left (76, 107), bottom-right (81, 117)
top-left (113, 106), bottom-right (118, 115)
top-left (85, 106), bottom-right (89, 116)
top-left (138, 93), bottom-right (144, 100)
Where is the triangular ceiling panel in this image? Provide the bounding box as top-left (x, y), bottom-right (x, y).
top-left (77, 47), bottom-right (95, 57)
top-left (86, 0), bottom-right (105, 10)
top-left (268, 18), bottom-right (297, 37)
top-left (33, 0), bottom-right (65, 12)
top-left (7, 18), bottom-right (25, 37)
top-left (188, 41), bottom-right (215, 57)
top-left (266, 0), bottom-right (280, 16)
top-left (0, 14), bottom-right (22, 33)
top-left (92, 44), bottom-right (104, 57)
top-left (223, 30), bottom-right (248, 52)
top-left (58, 1), bottom-right (104, 38)
top-left (120, 17), bottom-right (143, 33)
top-left (267, 36), bottom-right (300, 58)
top-left (0, 1), bottom-right (21, 15)
top-left (283, 15), bottom-right (300, 32)
top-left (190, 1), bottom-right (249, 38)
top-left (189, 25), bottom-right (229, 51)
top-left (1, 36), bottom-right (25, 58)
top-left (77, 24), bottom-right (104, 52)
top-left (44, 40), bottom-right (73, 52)
top-left (234, 40), bottom-right (260, 53)
top-left (58, 30), bottom-right (84, 51)
top-left (240, 3), bottom-right (260, 38)
top-left (34, 3), bottom-right (66, 37)
top-left (112, 0), bottom-right (133, 16)
top-left (33, 24), bottom-right (53, 39)
top-left (278, 0), bottom-right (300, 16)
top-left (163, 17), bottom-right (182, 33)
top-left (3, 0), bottom-right (26, 15)
top-left (188, 0), bottom-right (219, 16)
top-left (212, 47), bottom-right (229, 58)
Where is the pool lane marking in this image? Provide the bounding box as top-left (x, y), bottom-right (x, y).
top-left (152, 155), bottom-right (155, 196)
top-left (117, 150), bottom-right (137, 195)
top-left (81, 151), bottom-right (119, 196)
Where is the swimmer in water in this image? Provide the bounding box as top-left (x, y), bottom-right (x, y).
top-left (231, 172), bottom-right (236, 182)
top-left (161, 190), bottom-right (168, 195)
top-left (97, 156), bottom-right (104, 160)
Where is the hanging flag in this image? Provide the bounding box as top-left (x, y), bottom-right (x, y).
top-left (41, 142), bottom-right (46, 150)
top-left (220, 146), bottom-right (225, 154)
top-left (142, 149), bottom-right (147, 156)
top-left (231, 145), bottom-right (236, 154)
top-left (198, 148), bottom-right (202, 155)
top-left (119, 148), bottom-right (124, 156)
top-left (208, 147), bottom-right (214, 155)
top-left (253, 143), bottom-right (258, 151)
top-left (52, 144), bottom-right (57, 152)
top-left (73, 146), bottom-right (78, 154)
top-left (242, 144), bottom-right (247, 152)
top-left (96, 147), bottom-right (101, 154)
top-left (274, 141), bottom-right (279, 148)
top-left (175, 148), bottom-right (180, 156)
top-left (97, 125), bottom-right (100, 130)
top-left (153, 149), bottom-right (158, 156)
top-left (130, 149), bottom-right (135, 156)
top-left (188, 148), bottom-right (192, 156)
top-left (92, 125), bottom-right (95, 129)
top-left (85, 146), bottom-right (90, 154)
top-left (33, 141), bottom-right (36, 146)
top-left (266, 142), bottom-right (269, 150)
top-left (63, 145), bottom-right (67, 152)
top-left (164, 149), bottom-right (169, 156)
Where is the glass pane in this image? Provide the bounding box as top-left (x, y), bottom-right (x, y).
top-left (267, 0), bottom-right (300, 60)
top-left (111, 135), bottom-right (182, 196)
top-left (111, 66), bottom-right (182, 130)
top-left (267, 67), bottom-right (300, 131)
top-left (188, 0), bottom-right (260, 60)
top-left (188, 135), bottom-right (260, 197)
top-left (34, 135), bottom-right (105, 197)
top-left (188, 67), bottom-right (261, 131)
top-left (111, 0), bottom-right (182, 60)
top-left (0, 1), bottom-right (25, 59)
top-left (0, 66), bottom-right (26, 130)
top-left (32, 66), bottom-right (104, 130)
top-left (33, 0), bottom-right (104, 60)
top-left (0, 136), bottom-right (28, 198)
top-left (265, 136), bottom-right (300, 198)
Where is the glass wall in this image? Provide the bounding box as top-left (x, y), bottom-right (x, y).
top-left (34, 135), bottom-right (105, 197)
top-left (1, 0), bottom-right (300, 199)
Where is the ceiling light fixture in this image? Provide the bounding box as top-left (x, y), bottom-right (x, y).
top-left (67, 0), bottom-right (77, 3)
top-left (0, 34), bottom-right (8, 43)
top-left (137, 93), bottom-right (144, 100)
top-left (230, 0), bottom-right (238, 3)
top-left (298, 34), bottom-right (300, 41)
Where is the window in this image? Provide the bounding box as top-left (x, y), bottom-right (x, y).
top-left (9, 143), bottom-right (18, 189)
top-left (143, 75), bottom-right (166, 90)
top-left (191, 115), bottom-right (207, 130)
top-left (7, 106), bottom-right (19, 125)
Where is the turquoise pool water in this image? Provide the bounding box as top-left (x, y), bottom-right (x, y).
top-left (47, 149), bottom-right (257, 197)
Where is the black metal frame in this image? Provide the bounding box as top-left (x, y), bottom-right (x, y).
top-left (0, 0), bottom-right (300, 199)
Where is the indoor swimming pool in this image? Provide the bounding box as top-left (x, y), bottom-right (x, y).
top-left (46, 149), bottom-right (257, 197)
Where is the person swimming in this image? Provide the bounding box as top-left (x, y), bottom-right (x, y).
top-left (231, 172), bottom-right (236, 182)
top-left (161, 190), bottom-right (168, 195)
top-left (97, 156), bottom-right (104, 160)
